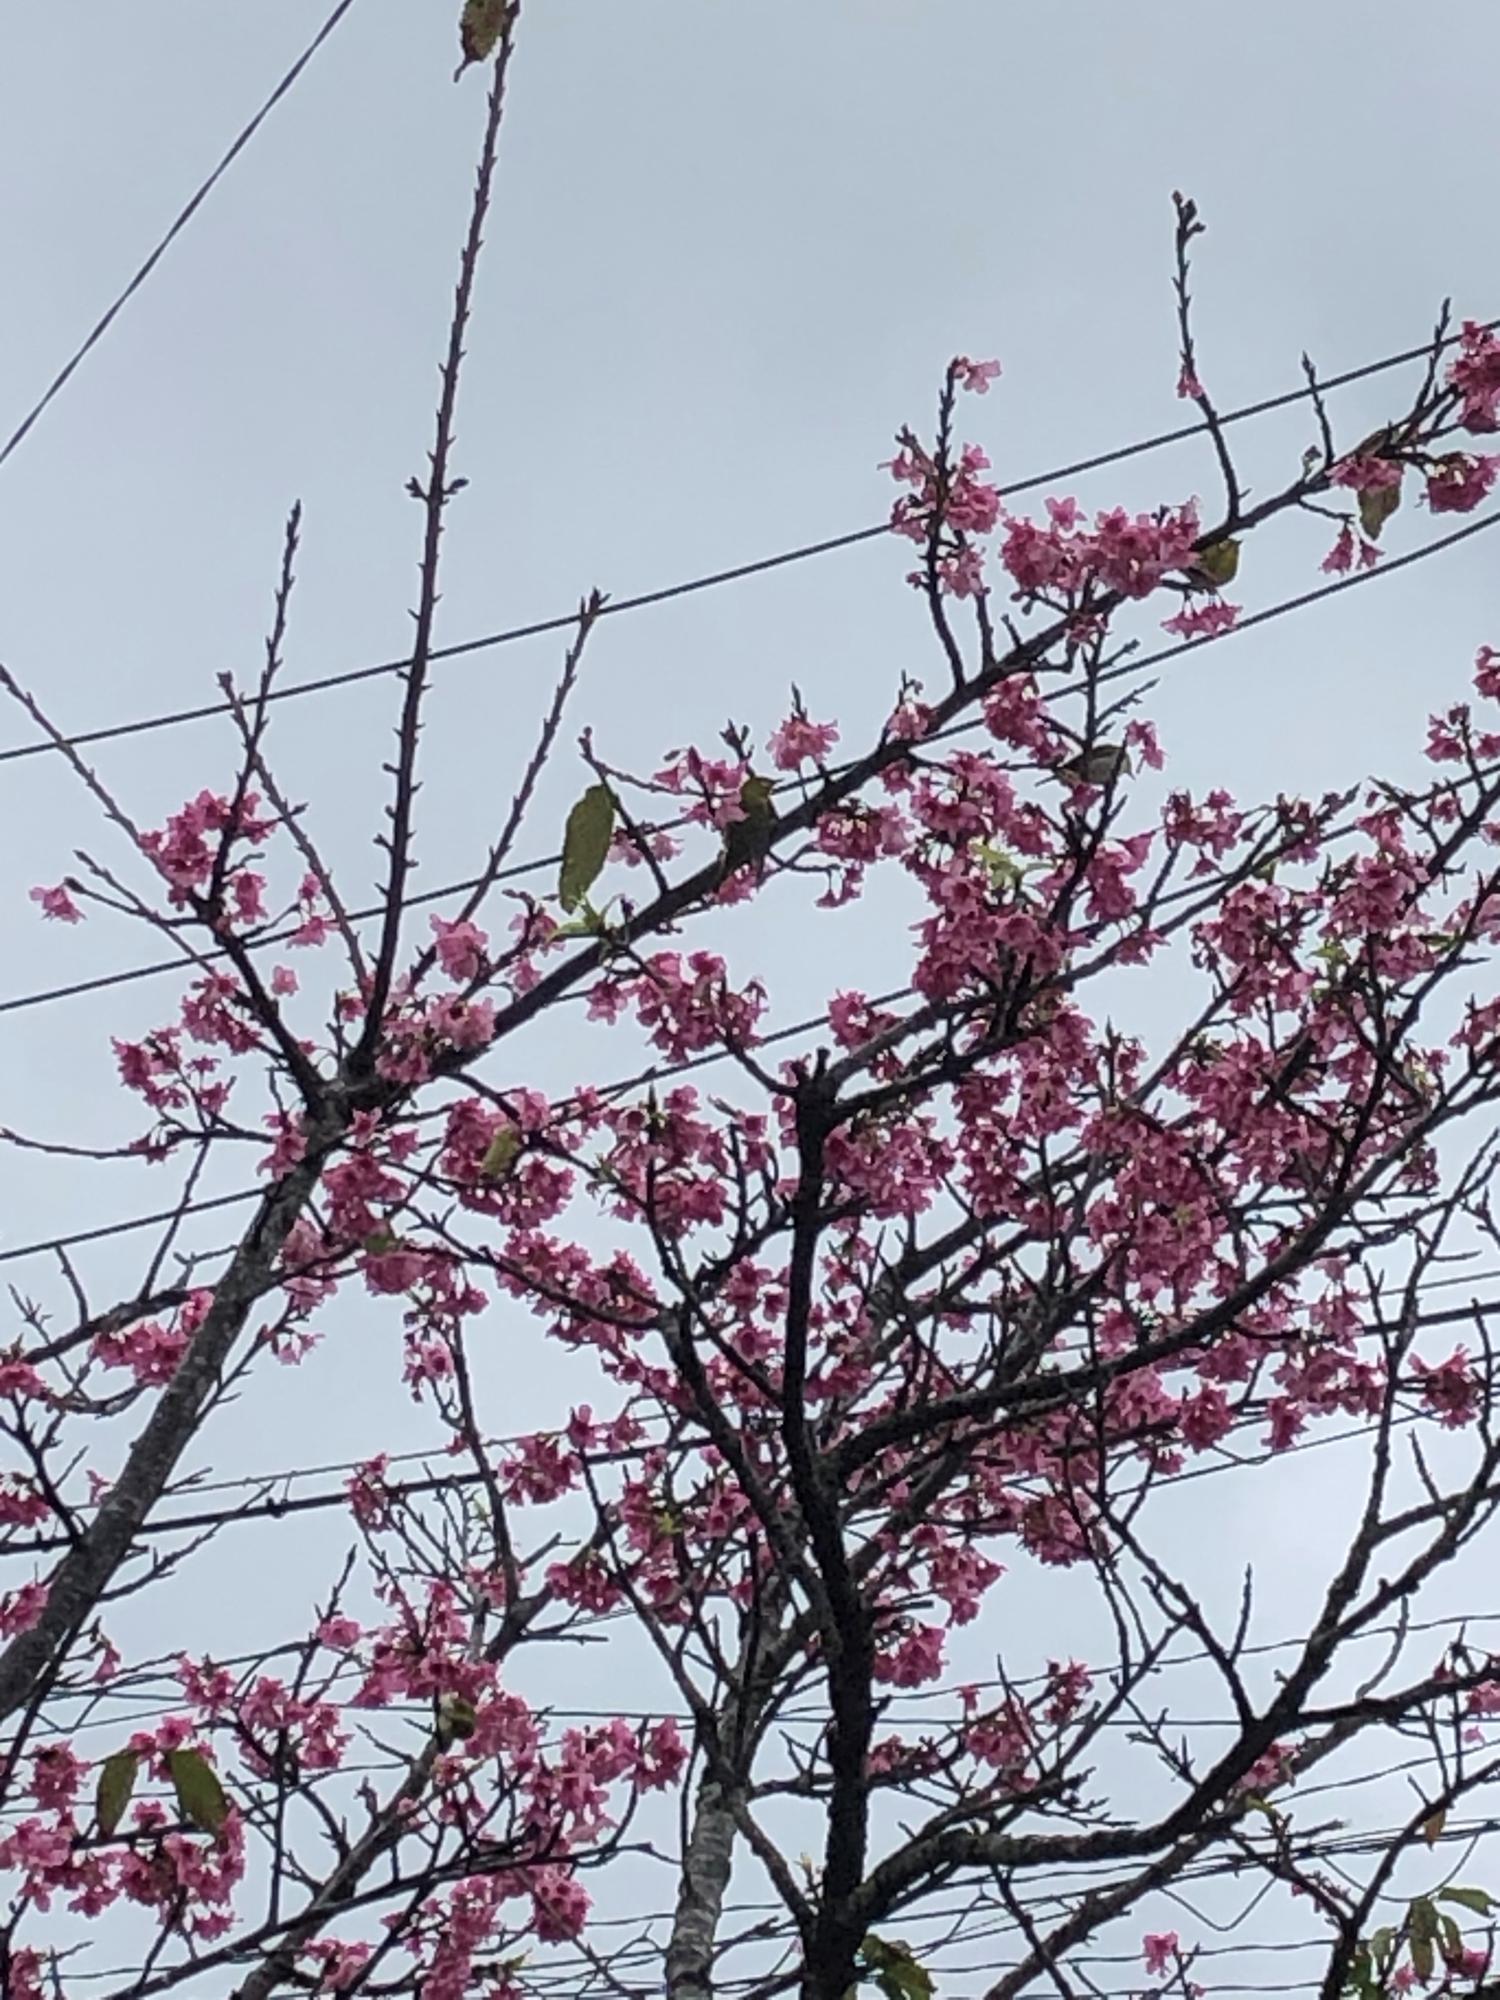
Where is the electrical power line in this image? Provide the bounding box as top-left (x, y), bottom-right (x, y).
top-left (0, 0), bottom-right (361, 475)
top-left (64, 1301), bottom-right (1500, 1515)
top-left (0, 1186), bottom-right (259, 1268)
top-left (4, 353), bottom-right (1496, 1265)
top-left (22, 1580), bottom-right (1500, 1737)
top-left (0, 856), bottom-right (548, 1020)
top-left (3, 1370), bottom-right (1479, 1556)
top-left (1, 314), bottom-right (1490, 771)
top-left (0, 977), bottom-right (864, 1266)
top-left (4, 54), bottom-right (1497, 1991)
top-left (6, 484), bottom-right (1499, 1031)
top-left (7, 492), bottom-right (1500, 1266)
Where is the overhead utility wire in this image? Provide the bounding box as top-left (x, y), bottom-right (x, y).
top-left (3, 351), bottom-right (1497, 1260)
top-left (3, 488), bottom-right (1497, 1027)
top-left (2, 496), bottom-right (1497, 1269)
top-left (0, 313), bottom-right (1490, 771)
top-left (0, 0), bottom-right (361, 473)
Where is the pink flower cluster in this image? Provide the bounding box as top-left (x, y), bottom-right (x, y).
top-left (92, 1289), bottom-right (211, 1388)
top-left (140, 786), bottom-right (273, 914)
top-left (0, 1720), bottom-right (247, 1944)
top-left (589, 949), bottom-right (767, 1060)
top-left (18, 325), bottom-right (1500, 1994)
top-left (1447, 319), bottom-right (1500, 433)
top-left (999, 494), bottom-right (1206, 617)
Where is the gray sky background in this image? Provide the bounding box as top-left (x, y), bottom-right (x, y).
top-left (2, 3), bottom-right (1499, 1988)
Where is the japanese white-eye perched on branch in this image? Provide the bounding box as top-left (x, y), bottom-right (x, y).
top-left (1048, 743), bottom-right (1132, 788)
top-left (718, 774), bottom-right (778, 882)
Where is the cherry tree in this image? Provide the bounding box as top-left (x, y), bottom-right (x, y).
top-left (6, 9), bottom-right (1500, 1998)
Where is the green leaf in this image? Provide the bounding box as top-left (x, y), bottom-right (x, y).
top-left (1408, 1895), bottom-right (1438, 1984)
top-left (96, 1749), bottom-right (140, 1838)
top-left (559, 784), bottom-right (615, 914)
top-left (167, 1748), bottom-right (229, 1835)
top-left (1357, 476), bottom-right (1402, 541)
top-left (1439, 1885), bottom-right (1495, 1916)
top-left (1410, 1931), bottom-right (1435, 1984)
top-left (1192, 538), bottom-right (1240, 588)
top-left (1053, 743), bottom-right (1131, 788)
top-left (859, 1935), bottom-right (934, 2000)
top-left (456, 0), bottom-right (510, 74)
top-left (1438, 1912), bottom-right (1464, 1966)
top-left (720, 774), bottom-right (778, 880)
top-left (480, 1126), bottom-right (522, 1180)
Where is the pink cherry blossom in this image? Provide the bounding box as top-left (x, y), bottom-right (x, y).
top-left (953, 355), bottom-right (1002, 394)
top-left (29, 882), bottom-right (81, 922)
top-left (1143, 1932), bottom-right (1180, 1976)
top-left (1426, 450), bottom-right (1500, 513)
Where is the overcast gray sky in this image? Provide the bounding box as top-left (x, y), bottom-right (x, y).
top-left (2, 3), bottom-right (1499, 1989)
top-left (5, 0), bottom-right (1494, 1504)
top-left (3, 0), bottom-right (1497, 1179)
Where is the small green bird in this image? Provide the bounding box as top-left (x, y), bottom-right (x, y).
top-left (1049, 744), bottom-right (1132, 788)
top-left (719, 774), bottom-right (778, 882)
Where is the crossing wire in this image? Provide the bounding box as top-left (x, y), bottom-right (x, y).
top-left (0, 312), bottom-right (1491, 770)
top-left (3, 350), bottom-right (1496, 1267)
top-left (2, 489), bottom-right (1497, 1028)
top-left (0, 0), bottom-right (361, 474)
top-left (0, 479), bottom-right (1496, 1271)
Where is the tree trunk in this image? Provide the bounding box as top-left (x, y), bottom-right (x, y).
top-left (665, 1766), bottom-right (740, 2000)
